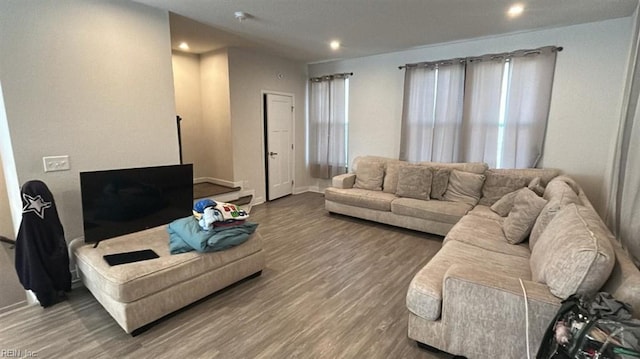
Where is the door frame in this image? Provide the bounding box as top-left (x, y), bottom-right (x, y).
top-left (262, 90), bottom-right (295, 201)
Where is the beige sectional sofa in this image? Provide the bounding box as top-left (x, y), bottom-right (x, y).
top-left (325, 157), bottom-right (492, 236)
top-left (325, 156), bottom-right (640, 358)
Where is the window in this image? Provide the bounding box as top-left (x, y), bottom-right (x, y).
top-left (309, 74), bottom-right (350, 179)
top-left (401, 46), bottom-right (558, 168)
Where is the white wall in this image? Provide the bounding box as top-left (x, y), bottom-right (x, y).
top-left (0, 81), bottom-right (18, 239)
top-left (172, 51), bottom-right (205, 178)
top-left (309, 17), bottom-right (634, 215)
top-left (0, 156), bottom-right (14, 239)
top-left (227, 47), bottom-right (309, 204)
top-left (0, 0), bottom-right (179, 240)
top-left (200, 49), bottom-right (234, 183)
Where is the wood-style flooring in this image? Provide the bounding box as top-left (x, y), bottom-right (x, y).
top-left (0, 240), bottom-right (27, 313)
top-left (0, 192), bottom-right (450, 359)
top-left (193, 182), bottom-right (240, 199)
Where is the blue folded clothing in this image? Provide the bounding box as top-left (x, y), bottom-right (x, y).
top-left (167, 216), bottom-right (258, 254)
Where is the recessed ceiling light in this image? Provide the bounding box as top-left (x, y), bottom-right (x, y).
top-left (330, 40), bottom-right (341, 51)
top-left (178, 42), bottom-right (189, 50)
top-left (507, 3), bottom-right (524, 18)
top-left (234, 11), bottom-right (248, 22)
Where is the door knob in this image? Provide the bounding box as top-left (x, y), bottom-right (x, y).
top-left (269, 152), bottom-right (278, 156)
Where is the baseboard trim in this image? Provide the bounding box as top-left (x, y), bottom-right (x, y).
top-left (0, 300), bottom-right (28, 315)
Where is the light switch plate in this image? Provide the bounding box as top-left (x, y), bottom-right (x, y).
top-left (43, 155), bottom-right (70, 172)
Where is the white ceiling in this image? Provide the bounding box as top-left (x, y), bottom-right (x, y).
top-left (135, 0), bottom-right (639, 63)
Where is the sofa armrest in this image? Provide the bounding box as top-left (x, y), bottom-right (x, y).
top-left (441, 264), bottom-right (561, 359)
top-left (332, 173), bottom-right (356, 189)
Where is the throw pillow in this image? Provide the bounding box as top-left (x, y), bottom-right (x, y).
top-left (396, 165), bottom-right (433, 200)
top-left (479, 170), bottom-right (530, 206)
top-left (382, 161), bottom-right (404, 194)
top-left (430, 168), bottom-right (450, 200)
top-left (490, 190), bottom-right (519, 217)
top-left (442, 170), bottom-right (485, 206)
top-left (530, 204), bottom-right (616, 300)
top-left (502, 188), bottom-right (547, 244)
top-left (354, 160), bottom-right (385, 191)
top-left (528, 177), bottom-right (545, 196)
top-left (529, 180), bottom-right (582, 251)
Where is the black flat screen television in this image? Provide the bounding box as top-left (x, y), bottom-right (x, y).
top-left (80, 164), bottom-right (193, 244)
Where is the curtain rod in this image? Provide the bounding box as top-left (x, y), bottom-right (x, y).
top-left (398, 45), bottom-right (563, 70)
top-left (310, 72), bottom-right (353, 82)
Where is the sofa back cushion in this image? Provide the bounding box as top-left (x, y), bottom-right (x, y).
top-left (601, 240), bottom-right (640, 318)
top-left (396, 165), bottom-right (433, 200)
top-left (430, 168), bottom-right (451, 200)
top-left (530, 204), bottom-right (615, 299)
top-left (354, 159), bottom-right (385, 191)
top-left (418, 161), bottom-right (488, 174)
top-left (529, 178), bottom-right (582, 250)
top-left (443, 170), bottom-right (486, 206)
top-left (351, 156), bottom-right (393, 171)
top-left (479, 168), bottom-right (560, 206)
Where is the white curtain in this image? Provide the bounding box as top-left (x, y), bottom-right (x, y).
top-left (400, 62), bottom-right (465, 162)
top-left (309, 76), bottom-right (348, 179)
top-left (608, 21), bottom-right (640, 267)
top-left (460, 59), bottom-right (504, 168)
top-left (461, 49), bottom-right (557, 168)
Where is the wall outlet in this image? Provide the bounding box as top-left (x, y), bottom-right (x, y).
top-left (43, 155), bottom-right (70, 172)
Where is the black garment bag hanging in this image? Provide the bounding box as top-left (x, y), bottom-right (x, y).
top-left (15, 180), bottom-right (71, 307)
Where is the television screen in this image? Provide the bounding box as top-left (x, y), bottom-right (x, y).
top-left (80, 164), bottom-right (193, 244)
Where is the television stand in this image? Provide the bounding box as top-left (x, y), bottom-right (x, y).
top-left (70, 225), bottom-right (264, 334)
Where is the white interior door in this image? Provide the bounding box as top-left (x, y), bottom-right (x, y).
top-left (265, 93), bottom-right (293, 201)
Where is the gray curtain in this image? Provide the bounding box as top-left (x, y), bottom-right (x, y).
top-left (309, 76), bottom-right (348, 179)
top-left (461, 48), bottom-right (557, 168)
top-left (400, 62), bottom-right (465, 162)
top-left (607, 16), bottom-right (640, 267)
top-left (401, 47), bottom-right (557, 168)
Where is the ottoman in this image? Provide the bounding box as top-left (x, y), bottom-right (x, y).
top-left (70, 225), bottom-right (264, 334)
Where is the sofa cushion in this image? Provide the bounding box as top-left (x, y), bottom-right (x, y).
top-left (396, 165), bottom-right (432, 200)
top-left (542, 176), bottom-right (581, 201)
top-left (417, 161), bottom-right (488, 174)
top-left (444, 213), bottom-right (530, 258)
top-left (351, 155), bottom-right (392, 171)
top-left (430, 168), bottom-right (450, 200)
top-left (502, 188), bottom-right (547, 244)
top-left (467, 205), bottom-right (505, 222)
top-left (602, 240), bottom-right (640, 317)
top-left (324, 187), bottom-right (397, 211)
top-left (382, 161), bottom-right (406, 193)
top-left (392, 198), bottom-right (472, 224)
top-left (530, 204), bottom-right (616, 299)
top-left (354, 159), bottom-right (385, 191)
top-left (479, 168), bottom-right (560, 206)
top-left (443, 170), bottom-right (485, 206)
top-left (529, 180), bottom-right (582, 251)
top-left (528, 177), bottom-right (545, 196)
top-left (406, 240), bottom-right (530, 321)
top-left (490, 190), bottom-right (518, 217)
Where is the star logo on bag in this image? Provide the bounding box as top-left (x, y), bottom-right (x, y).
top-left (22, 193), bottom-right (52, 219)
